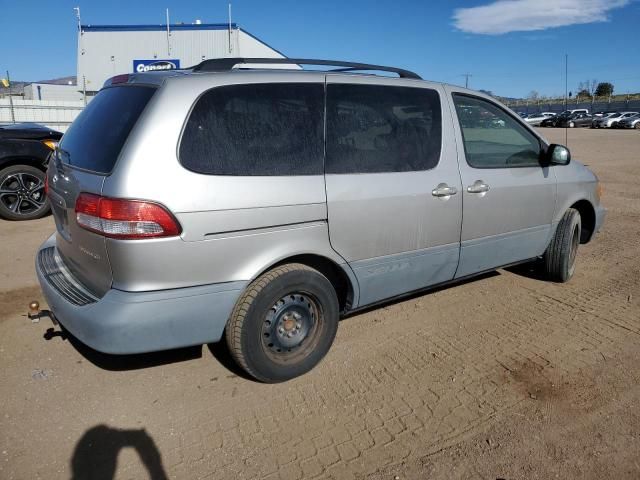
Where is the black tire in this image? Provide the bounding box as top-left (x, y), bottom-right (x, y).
top-left (225, 263), bottom-right (339, 383)
top-left (543, 208), bottom-right (581, 283)
top-left (0, 164), bottom-right (50, 221)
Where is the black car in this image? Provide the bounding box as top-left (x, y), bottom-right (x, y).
top-left (0, 123), bottom-right (62, 220)
top-left (540, 114), bottom-right (562, 127)
top-left (557, 113), bottom-right (593, 128)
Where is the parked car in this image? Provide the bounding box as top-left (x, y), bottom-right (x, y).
top-left (591, 112), bottom-right (619, 127)
top-left (0, 123), bottom-right (61, 220)
top-left (540, 114), bottom-right (563, 127)
top-left (593, 111), bottom-right (639, 128)
top-left (35, 58), bottom-right (605, 382)
top-left (524, 112), bottom-right (555, 126)
top-left (557, 112), bottom-right (593, 128)
top-left (616, 113), bottom-right (640, 129)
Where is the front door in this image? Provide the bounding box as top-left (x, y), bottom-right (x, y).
top-left (446, 89), bottom-right (557, 278)
top-left (325, 77), bottom-right (462, 307)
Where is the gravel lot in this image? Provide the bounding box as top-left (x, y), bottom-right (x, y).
top-left (1, 128), bottom-right (639, 480)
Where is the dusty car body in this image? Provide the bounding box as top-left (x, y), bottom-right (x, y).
top-left (35, 58), bottom-right (605, 382)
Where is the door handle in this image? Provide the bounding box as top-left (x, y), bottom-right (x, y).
top-left (432, 183), bottom-right (458, 197)
top-left (466, 181), bottom-right (490, 194)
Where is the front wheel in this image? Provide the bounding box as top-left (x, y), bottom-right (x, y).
top-left (569, 121), bottom-right (575, 128)
top-left (0, 164), bottom-right (50, 221)
top-left (635, 123), bottom-right (640, 130)
top-left (542, 208), bottom-right (581, 283)
top-left (225, 264), bottom-right (339, 382)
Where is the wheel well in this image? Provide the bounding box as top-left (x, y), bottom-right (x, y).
top-left (571, 200), bottom-right (596, 243)
top-left (267, 254), bottom-right (355, 313)
top-left (0, 157), bottom-right (46, 172)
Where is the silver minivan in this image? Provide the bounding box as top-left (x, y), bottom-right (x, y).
top-left (36, 58), bottom-right (605, 382)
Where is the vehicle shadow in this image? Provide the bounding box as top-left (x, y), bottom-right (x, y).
top-left (206, 341), bottom-right (255, 381)
top-left (71, 425), bottom-right (168, 480)
top-left (505, 260), bottom-right (547, 281)
top-left (44, 326), bottom-right (202, 371)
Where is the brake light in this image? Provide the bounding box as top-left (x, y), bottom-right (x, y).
top-left (75, 193), bottom-right (181, 239)
top-left (110, 74), bottom-right (130, 85)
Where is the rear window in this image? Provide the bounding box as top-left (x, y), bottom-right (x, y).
top-left (326, 84), bottom-right (442, 174)
top-left (179, 83), bottom-right (324, 176)
top-left (58, 86), bottom-right (155, 174)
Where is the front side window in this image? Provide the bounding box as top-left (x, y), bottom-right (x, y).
top-left (453, 94), bottom-right (542, 168)
top-left (326, 84), bottom-right (442, 174)
top-left (180, 83), bottom-right (324, 176)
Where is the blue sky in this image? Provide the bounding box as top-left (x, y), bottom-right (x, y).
top-left (1, 0), bottom-right (638, 98)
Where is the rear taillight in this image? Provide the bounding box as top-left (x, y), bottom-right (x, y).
top-left (75, 193), bottom-right (181, 239)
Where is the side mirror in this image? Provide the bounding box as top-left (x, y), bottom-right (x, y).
top-left (545, 144), bottom-right (571, 166)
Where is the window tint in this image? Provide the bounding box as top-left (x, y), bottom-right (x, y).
top-left (326, 84), bottom-right (441, 174)
top-left (180, 83), bottom-right (323, 176)
top-left (58, 86), bottom-right (155, 174)
top-left (453, 94), bottom-right (541, 168)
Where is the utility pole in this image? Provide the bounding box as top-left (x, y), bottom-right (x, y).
top-left (6, 70), bottom-right (15, 124)
top-left (461, 73), bottom-right (472, 89)
top-left (228, 3), bottom-right (233, 54)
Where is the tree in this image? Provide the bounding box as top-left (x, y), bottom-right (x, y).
top-left (595, 82), bottom-right (614, 97)
top-left (577, 89), bottom-right (592, 99)
top-left (527, 90), bottom-right (539, 101)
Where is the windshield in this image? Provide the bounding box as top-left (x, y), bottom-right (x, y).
top-left (58, 86), bottom-right (156, 174)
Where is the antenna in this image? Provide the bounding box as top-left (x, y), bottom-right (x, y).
top-left (73, 6), bottom-right (81, 32)
top-left (228, 3), bottom-right (233, 54)
top-left (565, 53), bottom-right (568, 146)
top-left (166, 8), bottom-right (171, 56)
top-left (461, 73), bottom-right (472, 89)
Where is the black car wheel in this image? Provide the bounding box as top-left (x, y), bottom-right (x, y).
top-left (0, 165), bottom-right (50, 221)
top-left (225, 263), bottom-right (339, 383)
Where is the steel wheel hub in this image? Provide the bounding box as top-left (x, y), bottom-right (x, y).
top-left (262, 293), bottom-right (318, 354)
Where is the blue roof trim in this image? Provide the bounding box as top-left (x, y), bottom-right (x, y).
top-left (81, 23), bottom-right (237, 32)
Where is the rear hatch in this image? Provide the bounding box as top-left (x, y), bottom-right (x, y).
top-left (48, 85), bottom-right (156, 296)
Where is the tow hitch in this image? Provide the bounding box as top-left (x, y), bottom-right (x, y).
top-left (27, 300), bottom-right (58, 325)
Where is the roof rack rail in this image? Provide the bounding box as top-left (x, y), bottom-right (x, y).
top-left (190, 57), bottom-right (422, 80)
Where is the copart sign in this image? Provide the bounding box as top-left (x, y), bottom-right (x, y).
top-left (133, 59), bottom-right (181, 73)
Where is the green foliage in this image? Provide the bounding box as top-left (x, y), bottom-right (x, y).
top-left (595, 82), bottom-right (614, 97)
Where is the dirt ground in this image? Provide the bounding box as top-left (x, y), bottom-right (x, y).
top-left (1, 128), bottom-right (639, 480)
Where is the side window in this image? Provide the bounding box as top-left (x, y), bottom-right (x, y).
top-left (326, 84), bottom-right (442, 174)
top-left (179, 83), bottom-right (324, 176)
top-left (452, 94), bottom-right (542, 168)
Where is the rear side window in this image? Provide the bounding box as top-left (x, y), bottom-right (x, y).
top-left (326, 84), bottom-right (441, 174)
top-left (180, 83), bottom-right (324, 176)
top-left (58, 86), bottom-right (155, 174)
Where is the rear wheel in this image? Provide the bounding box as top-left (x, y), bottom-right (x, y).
top-left (225, 264), bottom-right (339, 382)
top-left (0, 165), bottom-right (50, 221)
top-left (569, 121), bottom-right (575, 128)
top-left (542, 208), bottom-right (581, 283)
top-left (635, 123), bottom-right (640, 130)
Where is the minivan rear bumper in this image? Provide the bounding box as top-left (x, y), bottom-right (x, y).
top-left (35, 234), bottom-right (246, 354)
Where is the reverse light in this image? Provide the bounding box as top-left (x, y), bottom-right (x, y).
top-left (75, 193), bottom-right (181, 239)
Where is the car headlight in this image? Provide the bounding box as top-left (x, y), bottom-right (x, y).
top-left (42, 140), bottom-right (59, 150)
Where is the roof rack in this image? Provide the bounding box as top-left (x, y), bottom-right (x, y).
top-left (190, 58), bottom-right (422, 80)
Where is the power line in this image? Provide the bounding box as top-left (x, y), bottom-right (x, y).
top-left (461, 73), bottom-right (472, 88)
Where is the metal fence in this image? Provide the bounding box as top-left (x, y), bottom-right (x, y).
top-left (505, 98), bottom-right (640, 115)
top-left (0, 98), bottom-right (86, 132)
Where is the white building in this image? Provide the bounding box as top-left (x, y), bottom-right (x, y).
top-left (77, 22), bottom-right (287, 93)
top-left (23, 83), bottom-right (85, 102)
